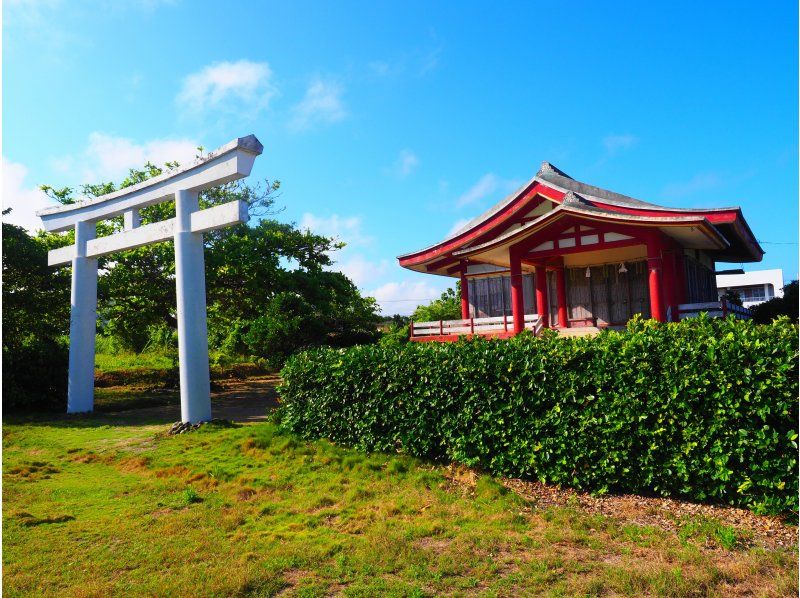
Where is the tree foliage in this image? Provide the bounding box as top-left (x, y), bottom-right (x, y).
top-left (38, 158), bottom-right (380, 363)
top-left (2, 219), bottom-right (70, 410)
top-left (720, 288), bottom-right (743, 306)
top-left (751, 280), bottom-right (798, 324)
top-left (411, 285), bottom-right (461, 322)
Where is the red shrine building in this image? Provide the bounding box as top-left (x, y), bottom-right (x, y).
top-left (398, 162), bottom-right (762, 340)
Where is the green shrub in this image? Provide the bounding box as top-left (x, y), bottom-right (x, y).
top-left (244, 292), bottom-right (325, 368)
top-left (2, 339), bottom-right (69, 412)
top-left (278, 316), bottom-right (799, 514)
top-left (379, 323), bottom-right (410, 347)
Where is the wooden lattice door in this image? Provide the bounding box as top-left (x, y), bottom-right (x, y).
top-left (590, 266), bottom-right (611, 326)
top-left (628, 261), bottom-right (651, 318)
top-left (567, 267), bottom-right (592, 325)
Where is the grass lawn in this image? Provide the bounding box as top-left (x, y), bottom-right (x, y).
top-left (3, 411), bottom-right (798, 597)
top-left (94, 350), bottom-right (177, 372)
top-left (94, 348), bottom-right (262, 375)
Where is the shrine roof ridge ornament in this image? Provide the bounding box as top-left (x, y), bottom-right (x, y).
top-left (36, 134), bottom-right (263, 232)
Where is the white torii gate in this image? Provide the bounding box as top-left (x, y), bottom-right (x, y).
top-left (37, 135), bottom-right (263, 423)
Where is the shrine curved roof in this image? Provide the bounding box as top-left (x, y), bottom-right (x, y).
top-left (398, 161), bottom-right (764, 274)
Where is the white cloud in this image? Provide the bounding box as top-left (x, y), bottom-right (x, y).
top-left (299, 212), bottom-right (453, 310)
top-left (368, 60), bottom-right (393, 77)
top-left (300, 212), bottom-right (387, 287)
top-left (7, 1), bottom-right (175, 65)
top-left (335, 255), bottom-right (390, 288)
top-left (456, 173), bottom-right (519, 208)
top-left (52, 132), bottom-right (199, 184)
top-left (289, 78), bottom-right (346, 131)
top-left (661, 172), bottom-right (723, 200)
top-left (5, 0), bottom-right (61, 17)
top-left (177, 60), bottom-right (275, 115)
top-left (4, 0), bottom-right (83, 62)
top-left (299, 212), bottom-right (373, 248)
top-left (602, 134), bottom-right (638, 155)
top-left (123, 72), bottom-right (144, 103)
top-left (132, 0), bottom-right (177, 11)
top-left (388, 149), bottom-right (419, 178)
top-left (367, 280), bottom-right (447, 316)
top-left (2, 158), bottom-right (58, 232)
top-left (419, 43), bottom-right (443, 75)
top-left (447, 217), bottom-right (472, 236)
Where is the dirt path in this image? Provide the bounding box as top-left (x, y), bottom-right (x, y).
top-left (101, 375), bottom-right (281, 425)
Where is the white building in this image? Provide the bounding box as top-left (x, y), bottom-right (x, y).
top-left (716, 268), bottom-right (784, 308)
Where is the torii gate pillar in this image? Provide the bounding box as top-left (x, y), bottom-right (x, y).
top-left (67, 220), bottom-right (98, 414)
top-left (174, 189), bottom-right (212, 423)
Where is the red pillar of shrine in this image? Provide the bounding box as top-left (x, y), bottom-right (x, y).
top-left (555, 266), bottom-right (568, 328)
top-left (535, 264), bottom-right (549, 328)
top-left (646, 235), bottom-right (665, 322)
top-left (510, 249), bottom-right (524, 333)
top-left (459, 262), bottom-right (470, 319)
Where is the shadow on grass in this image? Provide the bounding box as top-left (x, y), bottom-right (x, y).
top-left (3, 408), bottom-right (180, 429)
top-left (4, 377), bottom-right (281, 429)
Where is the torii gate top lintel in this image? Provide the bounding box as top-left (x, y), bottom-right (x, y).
top-left (36, 134), bottom-right (263, 233)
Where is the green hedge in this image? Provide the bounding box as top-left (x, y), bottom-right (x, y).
top-left (277, 316), bottom-right (799, 514)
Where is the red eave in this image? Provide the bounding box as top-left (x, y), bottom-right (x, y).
top-left (398, 182), bottom-right (564, 267)
top-left (452, 207), bottom-right (729, 260)
top-left (581, 202), bottom-right (761, 260)
top-left (583, 200), bottom-right (738, 224)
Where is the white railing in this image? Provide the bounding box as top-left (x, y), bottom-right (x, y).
top-left (677, 299), bottom-right (752, 321)
top-left (410, 314), bottom-right (543, 339)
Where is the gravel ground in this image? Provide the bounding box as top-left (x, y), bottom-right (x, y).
top-left (443, 464), bottom-right (796, 550)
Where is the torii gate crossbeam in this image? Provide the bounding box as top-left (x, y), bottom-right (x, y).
top-left (37, 135), bottom-right (263, 423)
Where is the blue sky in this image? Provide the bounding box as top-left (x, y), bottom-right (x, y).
top-left (4, 0), bottom-right (797, 314)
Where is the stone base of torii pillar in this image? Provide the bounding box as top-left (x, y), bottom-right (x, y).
top-left (37, 135), bottom-right (263, 424)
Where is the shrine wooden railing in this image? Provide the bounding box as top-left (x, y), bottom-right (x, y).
top-left (410, 314), bottom-right (543, 340)
top-left (677, 299), bottom-right (753, 321)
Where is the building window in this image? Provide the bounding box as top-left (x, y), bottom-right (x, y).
top-left (685, 255), bottom-right (718, 302)
top-left (468, 274), bottom-right (536, 317)
top-left (727, 285), bottom-right (767, 303)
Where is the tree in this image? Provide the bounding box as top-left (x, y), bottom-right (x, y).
top-left (720, 288), bottom-right (743, 306)
top-left (42, 160), bottom-right (289, 351)
top-left (2, 217), bottom-right (71, 410)
top-left (751, 280), bottom-right (798, 324)
top-left (411, 285), bottom-right (462, 322)
top-left (40, 159), bottom-right (380, 363)
top-left (381, 314), bottom-right (411, 327)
